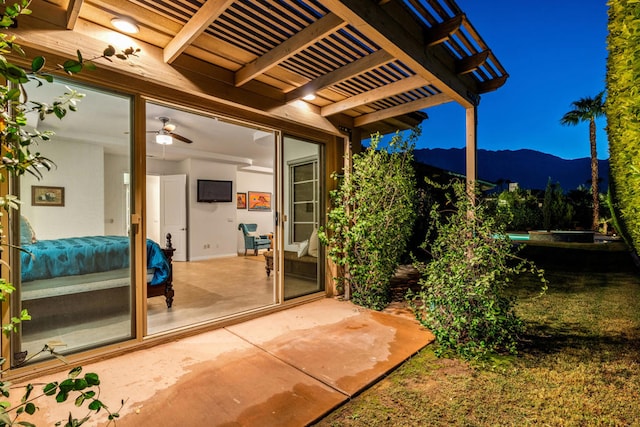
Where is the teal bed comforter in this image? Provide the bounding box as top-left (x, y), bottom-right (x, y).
top-left (21, 236), bottom-right (169, 285)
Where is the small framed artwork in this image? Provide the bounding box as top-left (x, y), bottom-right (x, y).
top-left (248, 191), bottom-right (271, 211)
top-left (236, 192), bottom-right (247, 209)
top-left (32, 186), bottom-right (65, 207)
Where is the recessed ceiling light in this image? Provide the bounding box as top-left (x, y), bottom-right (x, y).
top-left (111, 17), bottom-right (139, 34)
top-left (302, 93), bottom-right (316, 101)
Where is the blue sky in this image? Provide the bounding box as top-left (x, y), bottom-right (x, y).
top-left (414, 0), bottom-right (609, 160)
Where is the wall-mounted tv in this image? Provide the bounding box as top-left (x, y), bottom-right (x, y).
top-left (197, 179), bottom-right (233, 203)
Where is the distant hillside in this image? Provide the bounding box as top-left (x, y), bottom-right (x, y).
top-left (414, 148), bottom-right (609, 191)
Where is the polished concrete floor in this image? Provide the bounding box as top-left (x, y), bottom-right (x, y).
top-left (147, 253), bottom-right (277, 334)
top-left (20, 252), bottom-right (320, 356)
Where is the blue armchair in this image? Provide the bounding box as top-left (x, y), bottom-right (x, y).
top-left (238, 223), bottom-right (271, 256)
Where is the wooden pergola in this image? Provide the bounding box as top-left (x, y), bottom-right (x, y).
top-left (12, 0), bottom-right (507, 184)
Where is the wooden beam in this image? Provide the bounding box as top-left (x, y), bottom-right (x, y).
top-left (65, 0), bottom-right (83, 30)
top-left (317, 0), bottom-right (476, 108)
top-left (163, 0), bottom-right (235, 64)
top-left (477, 75), bottom-right (508, 93)
top-left (285, 49), bottom-right (393, 103)
top-left (235, 12), bottom-right (346, 87)
top-left (424, 15), bottom-right (464, 47)
top-left (321, 74), bottom-right (429, 116)
top-left (455, 50), bottom-right (489, 75)
top-left (465, 105), bottom-right (477, 197)
top-left (354, 92), bottom-right (451, 127)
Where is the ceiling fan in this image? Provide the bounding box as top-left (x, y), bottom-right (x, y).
top-left (150, 116), bottom-right (193, 144)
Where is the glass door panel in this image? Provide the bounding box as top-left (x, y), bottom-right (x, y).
top-left (144, 102), bottom-right (277, 334)
top-left (14, 80), bottom-right (134, 363)
top-left (282, 136), bottom-right (323, 300)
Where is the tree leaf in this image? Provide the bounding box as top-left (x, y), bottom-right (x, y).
top-left (55, 390), bottom-right (69, 403)
top-left (5, 64), bottom-right (28, 84)
top-left (61, 60), bottom-right (83, 74)
top-left (88, 400), bottom-right (103, 411)
top-left (73, 378), bottom-right (88, 391)
top-left (103, 45), bottom-right (116, 57)
top-left (84, 373), bottom-right (100, 386)
top-left (43, 382), bottom-right (58, 396)
top-left (25, 402), bottom-right (36, 415)
top-left (68, 366), bottom-right (82, 379)
top-left (31, 56), bottom-right (45, 73)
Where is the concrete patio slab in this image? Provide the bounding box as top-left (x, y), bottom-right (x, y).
top-left (10, 298), bottom-right (434, 426)
top-left (227, 299), bottom-right (433, 396)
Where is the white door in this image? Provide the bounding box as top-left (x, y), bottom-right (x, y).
top-left (160, 174), bottom-right (187, 261)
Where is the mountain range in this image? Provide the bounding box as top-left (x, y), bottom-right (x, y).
top-left (414, 148), bottom-right (609, 192)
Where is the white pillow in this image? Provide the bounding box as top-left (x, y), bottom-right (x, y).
top-left (308, 228), bottom-right (318, 257)
top-left (247, 231), bottom-right (260, 237)
top-left (297, 239), bottom-right (309, 258)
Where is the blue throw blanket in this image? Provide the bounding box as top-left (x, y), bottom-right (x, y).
top-left (21, 236), bottom-right (169, 285)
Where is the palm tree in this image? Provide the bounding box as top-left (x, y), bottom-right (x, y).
top-left (560, 91), bottom-right (605, 231)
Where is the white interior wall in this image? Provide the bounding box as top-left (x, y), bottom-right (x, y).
top-left (236, 170), bottom-right (275, 253)
top-left (20, 139), bottom-right (105, 240)
top-left (104, 153), bottom-right (129, 236)
top-left (187, 158), bottom-right (238, 260)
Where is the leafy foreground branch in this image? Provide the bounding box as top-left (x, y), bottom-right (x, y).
top-left (409, 180), bottom-right (547, 360)
top-left (0, 1), bottom-right (138, 424)
top-left (0, 353), bottom-right (124, 427)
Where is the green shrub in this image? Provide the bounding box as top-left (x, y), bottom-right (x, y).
top-left (542, 179), bottom-right (573, 231)
top-left (566, 186), bottom-right (594, 230)
top-left (491, 188), bottom-right (542, 231)
top-left (606, 0), bottom-right (640, 253)
top-left (320, 130), bottom-right (418, 310)
top-left (410, 181), bottom-right (546, 360)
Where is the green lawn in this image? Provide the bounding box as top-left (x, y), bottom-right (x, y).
top-left (316, 242), bottom-right (640, 426)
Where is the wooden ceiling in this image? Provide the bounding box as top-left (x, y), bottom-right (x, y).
top-left (21, 0), bottom-right (508, 137)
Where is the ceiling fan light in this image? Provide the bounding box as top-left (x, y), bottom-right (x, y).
top-left (155, 134), bottom-right (173, 145)
top-left (111, 17), bottom-right (140, 34)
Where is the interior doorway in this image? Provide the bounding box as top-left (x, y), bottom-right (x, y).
top-left (147, 174), bottom-right (187, 261)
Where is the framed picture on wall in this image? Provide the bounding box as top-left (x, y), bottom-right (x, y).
top-left (32, 186), bottom-right (65, 207)
top-left (236, 192), bottom-right (247, 209)
top-left (248, 191), bottom-right (271, 211)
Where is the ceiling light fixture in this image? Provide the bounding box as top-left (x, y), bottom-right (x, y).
top-left (155, 133), bottom-right (173, 145)
top-left (111, 17), bottom-right (140, 34)
top-left (302, 93), bottom-right (316, 101)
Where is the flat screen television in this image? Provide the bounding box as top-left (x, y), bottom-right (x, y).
top-left (197, 179), bottom-right (233, 203)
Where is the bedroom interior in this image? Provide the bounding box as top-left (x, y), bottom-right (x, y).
top-left (15, 78), bottom-right (323, 359)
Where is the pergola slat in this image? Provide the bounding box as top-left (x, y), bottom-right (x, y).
top-left (235, 12), bottom-right (347, 86)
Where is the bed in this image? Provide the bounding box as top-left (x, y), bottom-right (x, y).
top-left (19, 218), bottom-right (175, 308)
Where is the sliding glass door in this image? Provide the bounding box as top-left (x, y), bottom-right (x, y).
top-left (13, 80), bottom-right (134, 363)
top-left (282, 136), bottom-right (323, 300)
top-left (144, 102), bottom-right (278, 335)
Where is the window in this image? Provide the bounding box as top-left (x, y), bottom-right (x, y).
top-left (289, 157), bottom-right (318, 243)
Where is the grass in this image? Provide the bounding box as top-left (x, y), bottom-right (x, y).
top-left (315, 242), bottom-right (640, 426)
